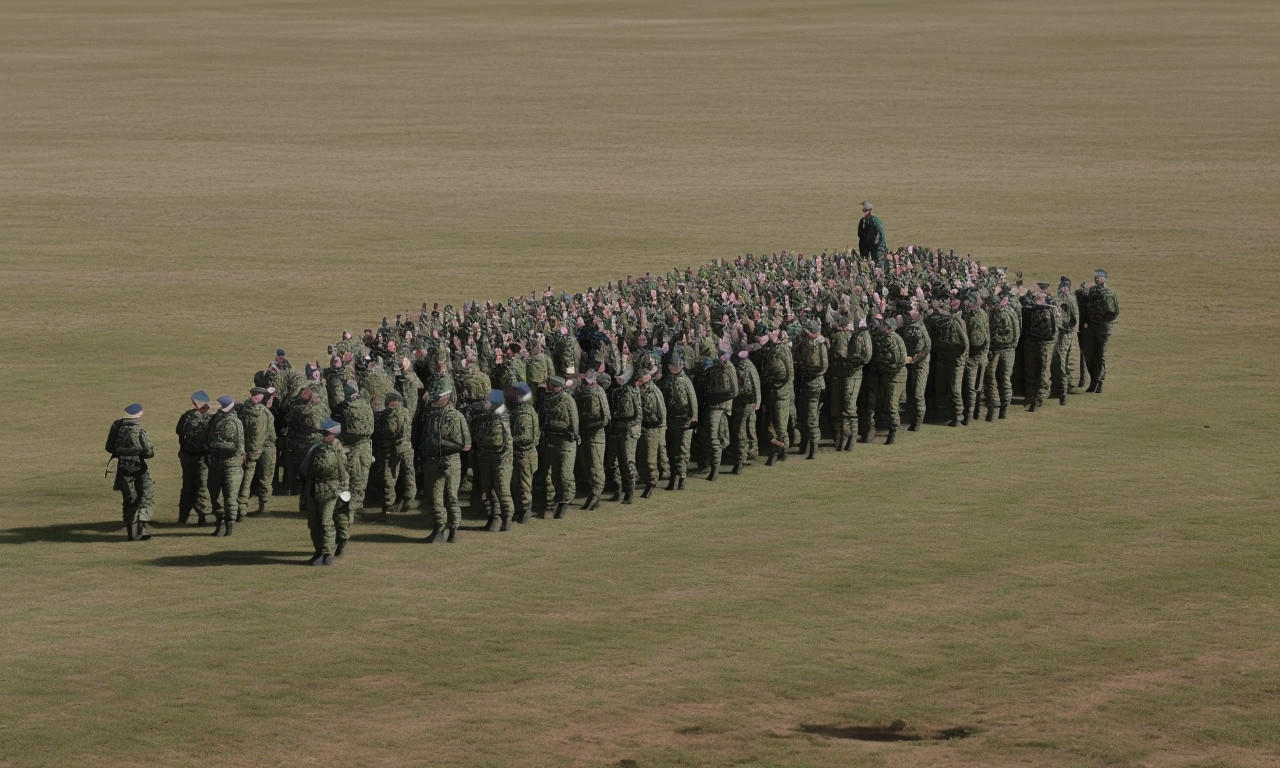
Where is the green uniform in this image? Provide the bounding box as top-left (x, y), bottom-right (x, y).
top-left (236, 399), bottom-right (276, 513)
top-left (302, 438), bottom-right (350, 557)
top-left (858, 213), bottom-right (888, 258)
top-left (175, 407), bottom-right (211, 523)
top-left (574, 381), bottom-right (610, 500)
top-left (925, 311), bottom-right (969, 423)
top-left (285, 399), bottom-right (323, 494)
top-left (205, 410), bottom-right (245, 525)
top-left (356, 366), bottom-right (393, 414)
top-left (637, 380), bottom-right (666, 486)
top-left (659, 369), bottom-right (698, 480)
top-left (1081, 284), bottom-right (1120, 388)
top-left (508, 398), bottom-right (540, 518)
top-left (730, 355), bottom-right (762, 463)
top-left (862, 326), bottom-right (908, 433)
top-left (985, 302), bottom-right (1022, 412)
top-left (758, 341), bottom-right (795, 458)
top-left (337, 396), bottom-right (375, 526)
top-left (898, 317), bottom-right (931, 427)
top-left (605, 382), bottom-right (642, 495)
top-left (373, 405), bottom-right (416, 514)
top-left (106, 418), bottom-right (155, 531)
top-left (471, 406), bottom-right (514, 526)
top-left (1022, 300), bottom-right (1059, 407)
top-left (1053, 290), bottom-right (1079, 398)
top-left (962, 307), bottom-right (990, 419)
top-left (537, 389), bottom-right (579, 506)
top-left (416, 402), bottom-right (471, 534)
top-left (792, 334), bottom-right (828, 449)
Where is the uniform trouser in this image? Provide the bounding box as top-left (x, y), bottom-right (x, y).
top-left (963, 351), bottom-right (988, 415)
top-left (206, 458), bottom-right (244, 523)
top-left (178, 450), bottom-right (209, 519)
top-left (1024, 339), bottom-right (1054, 405)
top-left (866, 367), bottom-right (907, 431)
top-left (342, 439), bottom-right (373, 511)
top-left (665, 423), bottom-right (693, 479)
top-left (475, 451), bottom-right (514, 520)
top-left (577, 427), bottom-right (606, 499)
top-left (827, 369), bottom-right (860, 441)
top-left (934, 353), bottom-right (966, 420)
top-left (286, 440), bottom-right (310, 493)
top-left (745, 401), bottom-right (758, 459)
top-left (905, 359), bottom-right (930, 425)
top-left (764, 388), bottom-right (792, 452)
top-left (1076, 330), bottom-right (1091, 388)
top-left (638, 426), bottom-right (664, 485)
top-left (787, 396), bottom-right (799, 444)
top-left (1052, 334), bottom-right (1074, 397)
top-left (605, 424), bottom-right (640, 493)
top-left (238, 445), bottom-right (275, 510)
top-left (1082, 326), bottom-right (1112, 385)
top-left (544, 439), bottom-right (577, 504)
top-left (116, 470), bottom-right (154, 527)
top-left (700, 405), bottom-right (731, 468)
top-left (796, 380), bottom-right (824, 446)
top-left (306, 483), bottom-right (340, 554)
top-left (656, 440), bottom-right (668, 478)
top-left (422, 454), bottom-right (463, 531)
top-left (511, 447), bottom-right (536, 513)
top-left (380, 449), bottom-right (416, 512)
top-left (985, 347), bottom-right (1017, 408)
top-left (728, 401), bottom-right (755, 464)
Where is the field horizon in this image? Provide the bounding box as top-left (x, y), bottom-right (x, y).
top-left (3, 1), bottom-right (1279, 766)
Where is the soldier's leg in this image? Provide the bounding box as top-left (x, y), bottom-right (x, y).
top-left (352, 443), bottom-right (373, 512)
top-left (536, 445), bottom-right (554, 507)
top-left (727, 407), bottom-right (746, 466)
top-left (225, 463), bottom-right (243, 522)
top-left (238, 455), bottom-right (258, 512)
top-left (512, 448), bottom-right (534, 515)
top-left (1077, 328), bottom-right (1092, 388)
top-left (1093, 329), bottom-right (1111, 384)
top-left (638, 427), bottom-right (660, 486)
top-left (909, 358), bottom-right (929, 426)
top-left (888, 368), bottom-right (907, 430)
top-left (746, 402), bottom-right (759, 459)
top-left (1036, 341), bottom-right (1054, 404)
top-left (380, 451), bottom-right (398, 513)
top-left (399, 452), bottom-right (417, 508)
top-left (178, 451), bottom-right (201, 521)
top-left (656, 439), bottom-right (668, 479)
top-left (254, 446), bottom-right (275, 510)
top-left (603, 433), bottom-right (620, 495)
top-left (998, 349), bottom-right (1015, 409)
top-left (119, 475), bottom-right (139, 532)
top-left (493, 455), bottom-right (514, 522)
top-left (318, 492), bottom-right (338, 555)
top-left (306, 496), bottom-right (323, 554)
top-left (554, 441), bottom-right (577, 504)
top-left (586, 430), bottom-right (606, 498)
top-left (621, 427), bottom-right (639, 494)
top-left (942, 354), bottom-right (965, 422)
top-left (423, 463), bottom-right (446, 535)
top-left (205, 459), bottom-right (224, 523)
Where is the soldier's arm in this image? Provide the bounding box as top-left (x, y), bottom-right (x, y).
top-left (655, 387), bottom-right (667, 422)
top-left (568, 397), bottom-right (580, 436)
top-left (459, 412), bottom-right (472, 451)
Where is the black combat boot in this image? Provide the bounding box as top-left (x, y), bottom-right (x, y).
top-left (137, 521), bottom-right (151, 541)
top-left (676, 477), bottom-right (685, 490)
top-left (1059, 395), bottom-right (1067, 405)
top-left (606, 490), bottom-right (621, 503)
top-left (321, 553), bottom-right (334, 565)
top-left (961, 415), bottom-right (970, 426)
top-left (486, 515), bottom-right (500, 532)
top-left (857, 432), bottom-right (870, 444)
top-left (582, 494), bottom-right (597, 510)
top-left (641, 484), bottom-right (654, 499)
top-left (334, 540), bottom-right (345, 557)
top-left (666, 476), bottom-right (677, 491)
top-left (843, 434), bottom-right (854, 451)
top-left (197, 514), bottom-right (208, 527)
top-left (126, 521), bottom-right (136, 541)
top-left (1086, 381), bottom-right (1097, 393)
top-left (253, 498), bottom-right (268, 516)
top-left (500, 516), bottom-right (511, 532)
top-left (178, 511), bottom-right (190, 525)
top-left (1027, 401), bottom-right (1036, 412)
top-left (1094, 381), bottom-right (1103, 393)
top-left (766, 452), bottom-right (776, 467)
top-left (908, 422), bottom-right (919, 432)
top-left (223, 520), bottom-right (233, 537)
top-left (308, 552), bottom-right (325, 566)
top-left (707, 465), bottom-right (719, 481)
top-left (731, 462), bottom-right (742, 475)
top-left (998, 406), bottom-right (1007, 419)
top-left (211, 520), bottom-right (223, 536)
top-left (805, 442), bottom-right (816, 460)
top-left (425, 527), bottom-right (443, 543)
top-left (622, 491), bottom-right (634, 504)
top-left (445, 528), bottom-right (457, 543)
top-left (235, 509), bottom-right (244, 523)
top-left (553, 502), bottom-right (568, 519)
top-left (985, 408), bottom-right (995, 422)
top-left (514, 508), bottom-right (527, 524)
top-left (973, 402), bottom-right (982, 420)
top-left (587, 496), bottom-right (601, 511)
top-left (947, 417), bottom-right (958, 427)
top-left (885, 429), bottom-right (897, 445)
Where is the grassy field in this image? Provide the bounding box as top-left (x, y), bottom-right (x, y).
top-left (2, 1), bottom-right (1279, 766)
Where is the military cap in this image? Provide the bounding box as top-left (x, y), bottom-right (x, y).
top-left (304, 363), bottom-right (317, 379)
top-left (385, 391), bottom-right (402, 406)
top-left (1036, 281), bottom-right (1050, 291)
top-left (755, 325), bottom-right (770, 341)
top-left (803, 318), bottom-right (820, 333)
top-left (1060, 276), bottom-right (1072, 286)
top-left (487, 389), bottom-right (505, 407)
top-left (250, 386), bottom-right (268, 397)
top-left (216, 395), bottom-right (235, 412)
top-left (276, 348), bottom-right (286, 357)
top-left (123, 403), bottom-right (143, 419)
top-left (191, 390), bottom-right (210, 405)
top-left (429, 378), bottom-right (452, 399)
top-left (594, 371), bottom-right (611, 387)
top-left (321, 419), bottom-right (341, 435)
top-left (509, 382), bottom-right (533, 402)
top-left (547, 375), bottom-right (566, 389)
top-left (1094, 269), bottom-right (1108, 279)
top-left (343, 382), bottom-right (358, 398)
top-left (861, 201), bottom-right (873, 212)
top-left (667, 350), bottom-right (685, 368)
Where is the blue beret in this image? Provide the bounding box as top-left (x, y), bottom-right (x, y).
top-left (123, 403), bottom-right (143, 418)
top-left (191, 390), bottom-right (210, 405)
top-left (321, 419), bottom-right (341, 434)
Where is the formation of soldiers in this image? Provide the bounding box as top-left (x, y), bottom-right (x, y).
top-left (106, 240), bottom-right (1120, 564)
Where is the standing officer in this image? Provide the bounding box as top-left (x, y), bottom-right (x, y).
top-left (1081, 269), bottom-right (1120, 393)
top-left (857, 201), bottom-right (887, 260)
top-left (863, 318), bottom-right (910, 445)
top-left (415, 379), bottom-right (471, 542)
top-left (206, 395), bottom-right (245, 535)
top-left (792, 319), bottom-right (827, 459)
top-left (373, 391), bottom-right (415, 517)
top-left (537, 375), bottom-right (579, 519)
top-left (605, 364), bottom-right (642, 503)
top-left (175, 391), bottom-right (212, 525)
top-left (1052, 277), bottom-right (1079, 405)
top-left (471, 390), bottom-right (515, 531)
top-left (985, 288), bottom-right (1022, 421)
top-left (237, 386), bottom-right (276, 517)
top-left (506, 382), bottom-right (540, 524)
top-left (658, 350), bottom-right (698, 490)
top-left (300, 419), bottom-right (349, 565)
top-left (758, 326), bottom-right (795, 466)
top-left (106, 403), bottom-right (155, 541)
top-left (636, 356), bottom-right (666, 497)
top-left (574, 371), bottom-right (610, 511)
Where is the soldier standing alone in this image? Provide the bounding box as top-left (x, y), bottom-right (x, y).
top-left (106, 403), bottom-right (156, 541)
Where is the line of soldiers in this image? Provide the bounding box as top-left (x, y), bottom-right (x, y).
top-left (111, 247), bottom-right (1118, 561)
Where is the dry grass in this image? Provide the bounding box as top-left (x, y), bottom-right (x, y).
top-left (2, 1), bottom-right (1279, 766)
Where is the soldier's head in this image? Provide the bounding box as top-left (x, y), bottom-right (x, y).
top-left (546, 375), bottom-right (566, 394)
top-left (191, 390), bottom-right (210, 412)
top-left (860, 201), bottom-right (873, 218)
top-left (274, 348), bottom-right (287, 365)
top-left (1059, 276), bottom-right (1072, 295)
top-left (250, 387), bottom-right (267, 404)
top-left (298, 388), bottom-right (315, 403)
top-left (216, 395), bottom-right (235, 413)
top-left (1094, 269), bottom-right (1108, 286)
top-left (385, 391), bottom-right (402, 410)
top-left (400, 356), bottom-right (411, 373)
top-left (123, 403), bottom-right (143, 420)
top-left (507, 382), bottom-right (533, 407)
top-left (803, 319), bottom-right (820, 338)
top-left (429, 379), bottom-right (452, 408)
top-left (487, 389), bottom-right (506, 414)
top-left (345, 383), bottom-right (360, 403)
top-left (342, 329), bottom-right (352, 341)
top-left (321, 419), bottom-right (341, 443)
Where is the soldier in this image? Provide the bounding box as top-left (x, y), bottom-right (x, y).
top-left (605, 363), bottom-right (642, 502)
top-left (574, 371), bottom-right (610, 510)
top-left (757, 325), bottom-right (795, 465)
top-left (415, 378), bottom-right (471, 543)
top-left (898, 302), bottom-right (932, 431)
top-left (237, 386), bottom-right (275, 517)
top-left (658, 350), bottom-right (698, 490)
top-left (284, 388), bottom-right (323, 495)
top-left (300, 419), bottom-right (349, 565)
top-left (1052, 277), bottom-right (1079, 405)
top-left (857, 201), bottom-right (887, 259)
top-left (471, 390), bottom-right (515, 531)
top-left (490, 344), bottom-right (526, 391)
top-left (792, 319), bottom-right (827, 458)
top-left (699, 340), bottom-right (739, 477)
top-left (1022, 284), bottom-right (1059, 412)
top-left (106, 403), bottom-right (155, 541)
top-left (272, 348), bottom-right (292, 371)
top-left (537, 375), bottom-right (579, 519)
top-left (984, 288), bottom-right (1022, 421)
top-left (506, 382), bottom-right (539, 524)
top-left (324, 354), bottom-right (352, 412)
top-left (336, 385), bottom-right (375, 526)
top-left (175, 390), bottom-right (212, 525)
top-left (395, 355), bottom-right (422, 421)
top-left (205, 395), bottom-right (245, 535)
top-left (1074, 277), bottom-right (1092, 391)
top-left (524, 334), bottom-right (553, 405)
top-left (861, 316), bottom-right (910, 444)
top-left (373, 391), bottom-right (416, 517)
top-left (356, 356), bottom-right (393, 414)
top-left (962, 294), bottom-right (990, 425)
top-left (925, 298), bottom-right (969, 427)
top-left (1081, 269), bottom-right (1120, 393)
top-left (636, 356), bottom-right (666, 497)
top-left (729, 342), bottom-right (761, 469)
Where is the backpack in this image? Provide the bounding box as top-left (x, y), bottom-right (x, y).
top-left (761, 346), bottom-right (790, 387)
top-left (663, 375), bottom-right (694, 419)
top-left (871, 330), bottom-right (906, 372)
top-left (177, 409), bottom-right (210, 453)
top-left (965, 309), bottom-right (990, 351)
top-left (525, 353), bottom-right (551, 385)
top-left (1088, 287), bottom-right (1120, 323)
top-left (208, 414), bottom-right (242, 459)
top-left (990, 305), bottom-right (1018, 348)
top-left (848, 328), bottom-right (873, 367)
top-left (829, 331), bottom-right (850, 363)
top-left (609, 384), bottom-right (638, 421)
top-left (342, 401), bottom-right (375, 439)
top-left (706, 362), bottom-right (735, 397)
top-left (576, 388), bottom-right (607, 429)
top-left (474, 412), bottom-right (509, 452)
top-left (795, 336), bottom-right (822, 372)
top-left (932, 314), bottom-right (968, 354)
top-left (1026, 304), bottom-right (1058, 342)
top-left (541, 394), bottom-right (574, 434)
top-left (735, 360), bottom-right (757, 401)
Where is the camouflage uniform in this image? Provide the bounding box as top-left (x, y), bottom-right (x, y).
top-left (1052, 285), bottom-right (1079, 401)
top-left (236, 396), bottom-right (276, 514)
top-left (605, 379), bottom-right (642, 500)
top-left (658, 364), bottom-right (698, 486)
top-left (175, 406), bottom-right (211, 523)
top-left (792, 330), bottom-right (827, 455)
top-left (285, 397), bottom-right (323, 494)
top-left (357, 365), bottom-right (393, 414)
top-left (1081, 279), bottom-right (1120, 391)
top-left (758, 339), bottom-right (795, 462)
top-left (898, 315), bottom-right (932, 428)
top-left (416, 399), bottom-right (471, 539)
top-left (862, 323), bottom-right (909, 439)
top-left (302, 436), bottom-right (349, 559)
top-left (373, 398), bottom-right (415, 514)
top-left (574, 375), bottom-right (610, 506)
top-left (205, 408), bottom-right (245, 529)
top-left (471, 401), bottom-right (515, 529)
top-left (336, 393), bottom-right (375, 535)
top-left (984, 299), bottom-right (1022, 418)
top-left (1021, 297), bottom-right (1059, 410)
top-left (106, 414), bottom-right (156, 538)
top-left (637, 378), bottom-right (666, 489)
top-left (508, 390), bottom-right (540, 521)
top-left (730, 353), bottom-right (761, 463)
top-left (537, 385), bottom-right (579, 513)
top-left (925, 309), bottom-right (969, 425)
top-left (962, 304), bottom-right (990, 421)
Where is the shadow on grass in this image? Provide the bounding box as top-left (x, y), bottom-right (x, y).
top-left (350, 532), bottom-right (424, 544)
top-left (798, 723), bottom-right (977, 742)
top-left (1, 520), bottom-right (126, 544)
top-left (149, 550), bottom-right (306, 567)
